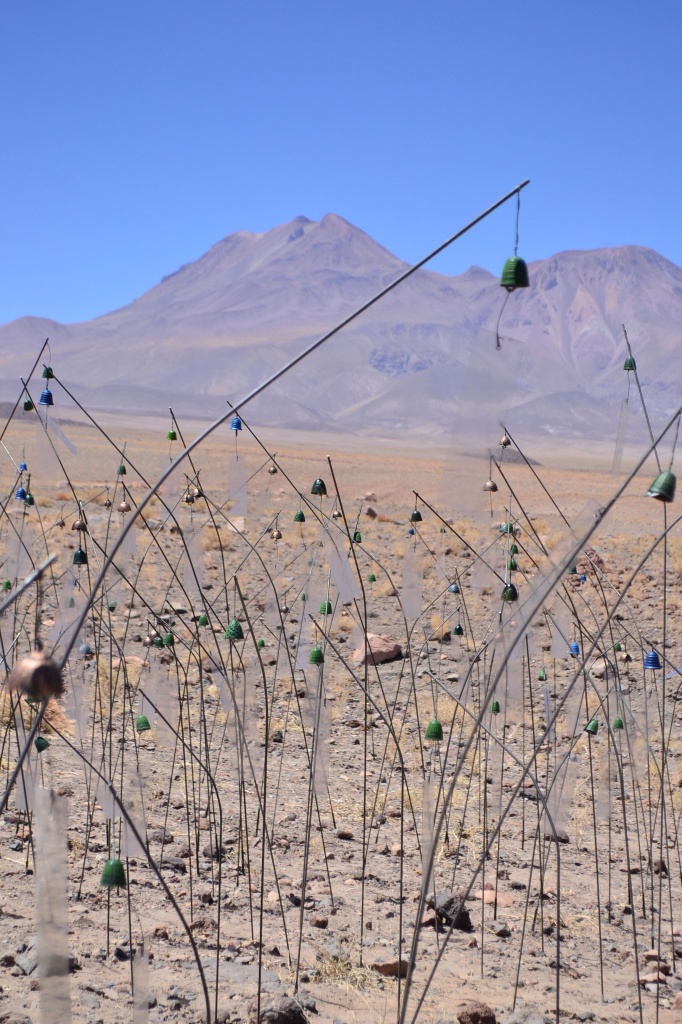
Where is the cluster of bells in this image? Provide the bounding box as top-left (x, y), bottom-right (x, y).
top-left (270, 478), bottom-right (331, 540)
top-left (22, 366), bottom-right (56, 411)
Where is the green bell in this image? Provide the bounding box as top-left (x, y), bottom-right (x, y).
top-left (2, 580), bottom-right (11, 592)
top-left (410, 509), bottom-right (423, 523)
top-left (198, 613), bottom-right (209, 627)
top-left (135, 715), bottom-right (151, 733)
top-left (162, 632), bottom-right (174, 647)
top-left (490, 699), bottom-right (500, 715)
top-left (225, 619), bottom-right (244, 641)
top-left (23, 398), bottom-right (34, 411)
top-left (567, 563), bottom-right (577, 575)
top-left (647, 470), bottom-right (676, 503)
top-left (510, 543), bottom-right (519, 556)
top-left (108, 601), bottom-right (117, 611)
top-left (153, 636), bottom-right (164, 648)
top-left (24, 492), bottom-right (34, 507)
top-left (257, 638), bottom-right (265, 649)
top-left (100, 858), bottom-right (127, 888)
top-left (612, 716), bottom-right (624, 730)
top-left (309, 645), bottom-right (324, 665)
top-left (367, 572), bottom-right (376, 583)
top-left (353, 531), bottom-right (362, 543)
top-left (311, 478), bottom-right (327, 496)
top-left (118, 463), bottom-right (127, 476)
top-left (319, 601), bottom-right (333, 615)
top-left (454, 623), bottom-right (464, 637)
top-left (73, 547), bottom-right (88, 566)
top-left (166, 429), bottom-right (177, 441)
top-left (507, 558), bottom-right (518, 571)
top-left (42, 365), bottom-right (54, 379)
top-left (500, 522), bottom-right (515, 535)
top-left (585, 719), bottom-right (599, 736)
top-left (613, 642), bottom-right (622, 653)
top-left (537, 668), bottom-right (547, 682)
top-left (294, 509), bottom-right (306, 523)
top-left (501, 583), bottom-right (518, 603)
top-left (34, 736), bottom-right (50, 753)
top-left (500, 256), bottom-right (530, 292)
top-left (424, 719), bottom-right (443, 744)
top-left (623, 356), bottom-right (636, 372)
top-left (300, 593), bottom-right (307, 602)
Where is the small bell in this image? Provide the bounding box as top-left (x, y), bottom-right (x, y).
top-left (257, 638), bottom-right (265, 649)
top-left (311, 478), bottom-right (327, 497)
top-left (162, 632), bottom-right (174, 647)
top-left (367, 572), bottom-right (376, 583)
top-left (23, 398), bottom-right (34, 411)
top-left (319, 600), bottom-right (333, 615)
top-left (499, 432), bottom-right (512, 448)
top-left (34, 736), bottom-right (50, 753)
top-left (490, 699), bottom-right (501, 715)
top-left (424, 719), bottom-right (443, 746)
top-left (500, 256), bottom-right (530, 292)
top-left (646, 471), bottom-right (676, 503)
top-left (153, 636), bottom-right (164, 649)
top-left (100, 858), bottom-right (127, 888)
top-left (268, 465), bottom-right (278, 475)
top-left (225, 619), bottom-right (244, 641)
top-left (410, 509), bottom-right (423, 523)
top-left (623, 355), bottom-right (636, 372)
top-left (2, 580), bottom-right (11, 591)
top-left (537, 668), bottom-right (547, 682)
top-left (644, 650), bottom-right (662, 670)
top-left (309, 645), bottom-right (324, 665)
top-left (507, 558), bottom-right (518, 571)
top-left (483, 479), bottom-right (498, 493)
top-left (167, 429), bottom-right (177, 441)
top-left (453, 623), bottom-right (464, 637)
top-left (39, 388), bottom-right (54, 407)
top-left (135, 715), bottom-right (151, 733)
top-left (72, 518), bottom-right (87, 531)
top-left (24, 491), bottom-right (35, 507)
top-left (197, 613), bottom-right (209, 627)
top-left (353, 530), bottom-right (362, 543)
top-left (118, 463), bottom-right (127, 476)
top-left (184, 491), bottom-right (195, 504)
top-left (42, 366), bottom-right (54, 379)
top-left (501, 583), bottom-right (518, 602)
top-left (73, 548), bottom-right (88, 566)
top-left (271, 529), bottom-right (282, 541)
top-left (612, 716), bottom-right (624, 730)
top-left (332, 509), bottom-right (342, 519)
top-left (584, 719), bottom-right (599, 736)
top-left (569, 641), bottom-right (580, 657)
top-left (118, 500), bottom-right (131, 514)
top-left (448, 582), bottom-right (460, 594)
top-left (293, 510), bottom-right (306, 523)
top-left (231, 415), bottom-right (242, 432)
top-left (15, 486), bottom-right (26, 501)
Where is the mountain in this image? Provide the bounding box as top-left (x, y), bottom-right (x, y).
top-left (1, 214), bottom-right (680, 439)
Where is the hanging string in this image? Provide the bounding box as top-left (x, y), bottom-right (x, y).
top-left (514, 190), bottom-right (521, 257)
top-left (495, 290), bottom-right (511, 351)
top-left (669, 415), bottom-right (681, 471)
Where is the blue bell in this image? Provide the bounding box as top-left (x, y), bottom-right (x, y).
top-left (569, 641), bottom-right (580, 657)
top-left (448, 582), bottom-right (460, 594)
top-left (580, 574), bottom-right (587, 583)
top-left (39, 388), bottom-right (54, 407)
top-left (231, 416), bottom-right (242, 432)
top-left (644, 650), bottom-right (662, 670)
top-left (408, 527), bottom-right (415, 536)
top-left (15, 486), bottom-right (27, 501)
top-left (19, 461), bottom-right (27, 472)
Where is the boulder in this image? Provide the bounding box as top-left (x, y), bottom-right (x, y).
top-left (353, 633), bottom-right (402, 666)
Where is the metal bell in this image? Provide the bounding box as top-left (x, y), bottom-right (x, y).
top-left (231, 416), bottom-right (242, 432)
top-left (271, 529), bottom-right (282, 541)
top-left (311, 478), bottom-right (327, 497)
top-left (353, 531), bottom-right (362, 543)
top-left (100, 858), bottom-right (126, 888)
top-left (135, 715), bottom-right (151, 733)
top-left (410, 509), bottom-right (423, 523)
top-left (198, 613), bottom-right (209, 627)
top-left (537, 668), bottom-right (547, 681)
top-left (585, 719), bottom-right (599, 736)
top-left (39, 388), bottom-right (54, 406)
top-left (268, 465), bottom-right (278, 475)
top-left (257, 638), bottom-right (265, 648)
top-left (319, 601), bottom-right (333, 615)
top-left (507, 558), bottom-right (518, 571)
top-left (293, 510), bottom-right (306, 523)
top-left (408, 527), bottom-right (415, 536)
top-left (453, 623), bottom-right (464, 636)
top-left (19, 461), bottom-right (27, 472)
top-left (34, 736), bottom-right (50, 753)
top-left (448, 582), bottom-right (460, 594)
top-left (167, 429), bottom-right (177, 441)
top-left (500, 256), bottom-right (530, 291)
top-left (367, 572), bottom-right (376, 583)
top-left (309, 646), bottom-right (324, 665)
top-left (72, 518), bottom-right (87, 531)
top-left (23, 398), bottom-right (34, 411)
top-left (623, 356), bottom-right (636, 372)
top-left (24, 492), bottom-right (34, 507)
top-left (500, 522), bottom-right (515, 535)
top-left (499, 432), bottom-right (512, 448)
top-left (332, 509), bottom-right (342, 519)
top-left (569, 641), bottom-right (580, 656)
top-left (162, 632), bottom-right (174, 646)
top-left (644, 650), bottom-right (661, 670)
top-left (612, 716), bottom-right (624, 730)
top-left (2, 580), bottom-right (11, 591)
top-left (501, 583), bottom-right (518, 602)
top-left (73, 548), bottom-right (88, 566)
top-left (483, 479), bottom-right (498, 492)
top-left (647, 471), bottom-right (676, 502)
top-left (118, 463), bottom-right (127, 476)
top-left (15, 486), bottom-right (26, 501)
top-left (42, 366), bottom-right (54, 379)
top-left (118, 500), bottom-right (131, 514)
top-left (491, 699), bottom-right (500, 715)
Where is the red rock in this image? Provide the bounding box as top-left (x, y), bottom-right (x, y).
top-left (353, 633), bottom-right (402, 666)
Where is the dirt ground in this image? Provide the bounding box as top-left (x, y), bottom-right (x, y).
top-left (0, 411), bottom-right (680, 1024)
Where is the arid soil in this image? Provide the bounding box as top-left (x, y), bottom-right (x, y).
top-left (0, 414), bottom-right (680, 1024)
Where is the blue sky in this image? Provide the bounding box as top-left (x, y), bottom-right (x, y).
top-left (1, 1), bottom-right (680, 324)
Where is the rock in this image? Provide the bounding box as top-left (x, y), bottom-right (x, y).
top-left (391, 844), bottom-right (403, 857)
top-left (543, 828), bottom-right (570, 844)
top-left (457, 1001), bottom-right (496, 1024)
top-left (640, 970), bottom-right (667, 985)
top-left (311, 916), bottom-right (328, 929)
top-left (353, 633), bottom-right (402, 666)
top-left (673, 991), bottom-right (682, 1009)
top-left (490, 920), bottom-right (511, 937)
top-left (369, 956), bottom-right (410, 978)
top-left (335, 829), bottom-right (354, 841)
top-left (248, 994), bottom-right (307, 1023)
top-left (365, 506), bottom-right (378, 519)
top-left (160, 855), bottom-right (186, 873)
top-left (575, 1013), bottom-right (595, 1021)
top-left (221, 963), bottom-right (280, 990)
top-left (113, 944), bottom-right (135, 961)
top-left (148, 828), bottom-right (173, 844)
top-left (272, 729), bottom-right (284, 743)
top-left (429, 892), bottom-right (473, 931)
top-left (0, 1016), bottom-right (34, 1024)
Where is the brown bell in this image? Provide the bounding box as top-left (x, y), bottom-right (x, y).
top-left (104, 499), bottom-right (112, 509)
top-left (483, 479), bottom-right (498, 492)
top-left (189, 485), bottom-right (202, 499)
top-left (184, 491), bottom-right (195, 504)
top-left (72, 518), bottom-right (87, 532)
top-left (56, 519), bottom-right (65, 529)
top-left (118, 500), bottom-right (131, 514)
top-left (143, 636), bottom-right (153, 647)
top-left (499, 433), bottom-right (512, 448)
top-left (271, 529), bottom-right (282, 541)
top-left (7, 651), bottom-right (64, 700)
top-left (268, 466), bottom-right (278, 475)
top-left (332, 510), bottom-right (343, 519)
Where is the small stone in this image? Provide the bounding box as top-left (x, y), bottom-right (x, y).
top-left (490, 920), bottom-right (511, 938)
top-left (311, 916), bottom-right (328, 929)
top-left (247, 994), bottom-right (307, 1023)
top-left (335, 829), bottom-right (354, 841)
top-left (369, 957), bottom-right (409, 978)
top-left (391, 844), bottom-right (403, 857)
top-left (456, 1000), bottom-right (496, 1024)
